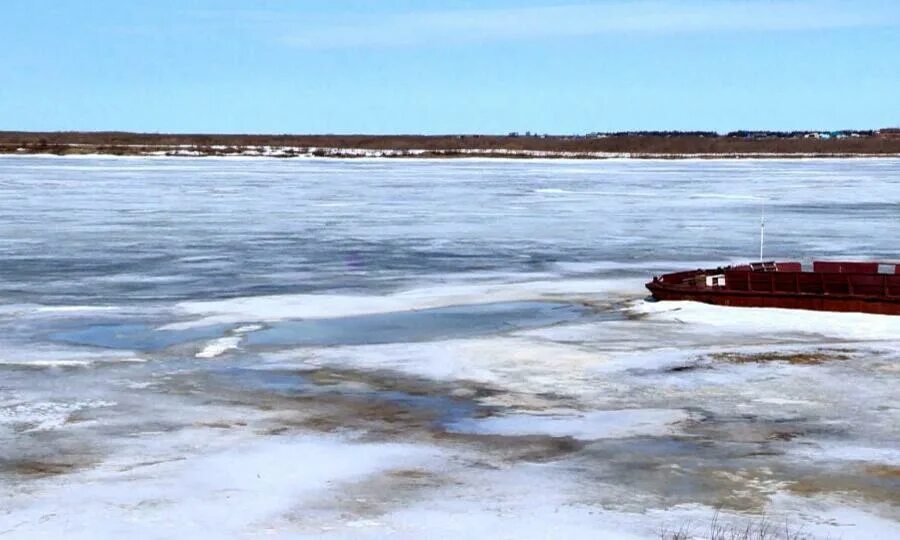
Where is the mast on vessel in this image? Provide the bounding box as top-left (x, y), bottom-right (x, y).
top-left (759, 199), bottom-right (765, 261)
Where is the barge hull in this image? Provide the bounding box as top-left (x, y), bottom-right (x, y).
top-left (647, 284), bottom-right (900, 316)
top-left (646, 262), bottom-right (900, 316)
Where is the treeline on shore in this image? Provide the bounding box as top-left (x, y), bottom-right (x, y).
top-left (1, 129), bottom-right (899, 157)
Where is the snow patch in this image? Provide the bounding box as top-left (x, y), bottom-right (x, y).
top-left (165, 278), bottom-right (640, 329)
top-left (790, 444), bottom-right (900, 466)
top-left (635, 300), bottom-right (900, 342)
top-left (0, 346), bottom-right (143, 368)
top-left (1, 399), bottom-right (116, 432)
top-left (195, 336), bottom-right (242, 359)
top-left (3, 434), bottom-right (444, 539)
top-left (233, 324), bottom-right (264, 334)
top-left (449, 408), bottom-right (692, 440)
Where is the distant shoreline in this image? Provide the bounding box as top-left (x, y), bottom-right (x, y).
top-left (2, 130), bottom-right (899, 159)
top-left (5, 148), bottom-right (900, 161)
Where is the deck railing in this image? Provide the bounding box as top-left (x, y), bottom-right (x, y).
top-left (724, 270), bottom-right (900, 297)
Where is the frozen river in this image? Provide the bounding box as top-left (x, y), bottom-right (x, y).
top-left (1, 156), bottom-right (898, 538)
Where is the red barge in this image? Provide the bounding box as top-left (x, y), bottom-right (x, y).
top-left (647, 261), bottom-right (900, 316)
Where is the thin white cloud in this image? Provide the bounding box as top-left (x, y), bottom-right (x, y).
top-left (280, 1), bottom-right (898, 48)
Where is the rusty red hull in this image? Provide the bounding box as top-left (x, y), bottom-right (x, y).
top-left (646, 261), bottom-right (900, 316)
top-left (646, 282), bottom-right (900, 315)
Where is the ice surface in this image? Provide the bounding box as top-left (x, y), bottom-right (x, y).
top-left (1, 398), bottom-right (116, 433)
top-left (195, 335), bottom-right (242, 358)
top-left (4, 432), bottom-right (444, 539)
top-left (166, 278), bottom-right (637, 330)
top-left (0, 343), bottom-right (142, 367)
top-left (635, 300), bottom-right (900, 342)
top-left (449, 408), bottom-right (692, 440)
top-left (1, 156), bottom-right (898, 539)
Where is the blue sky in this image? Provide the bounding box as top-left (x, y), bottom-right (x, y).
top-left (2, 0), bottom-right (899, 134)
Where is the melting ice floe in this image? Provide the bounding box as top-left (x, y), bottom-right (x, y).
top-left (240, 302), bottom-right (587, 347)
top-left (261, 335), bottom-right (606, 396)
top-left (448, 408), bottom-right (692, 440)
top-left (0, 345), bottom-right (143, 368)
top-left (0, 399), bottom-right (116, 433)
top-left (3, 433), bottom-right (446, 539)
top-left (789, 444), bottom-right (900, 466)
top-left (634, 300), bottom-right (900, 342)
top-left (195, 336), bottom-right (242, 359)
top-left (194, 324), bottom-right (263, 359)
top-left (163, 278), bottom-right (641, 330)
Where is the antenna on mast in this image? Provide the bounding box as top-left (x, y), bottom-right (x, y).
top-left (759, 198), bottom-right (766, 261)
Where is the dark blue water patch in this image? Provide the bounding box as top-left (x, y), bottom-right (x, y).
top-left (216, 367), bottom-right (313, 395)
top-left (42, 300), bottom-right (605, 353)
top-left (51, 323), bottom-right (230, 351)
top-left (244, 301), bottom-right (601, 347)
top-left (210, 367), bottom-right (478, 426)
top-left (374, 389), bottom-right (479, 426)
